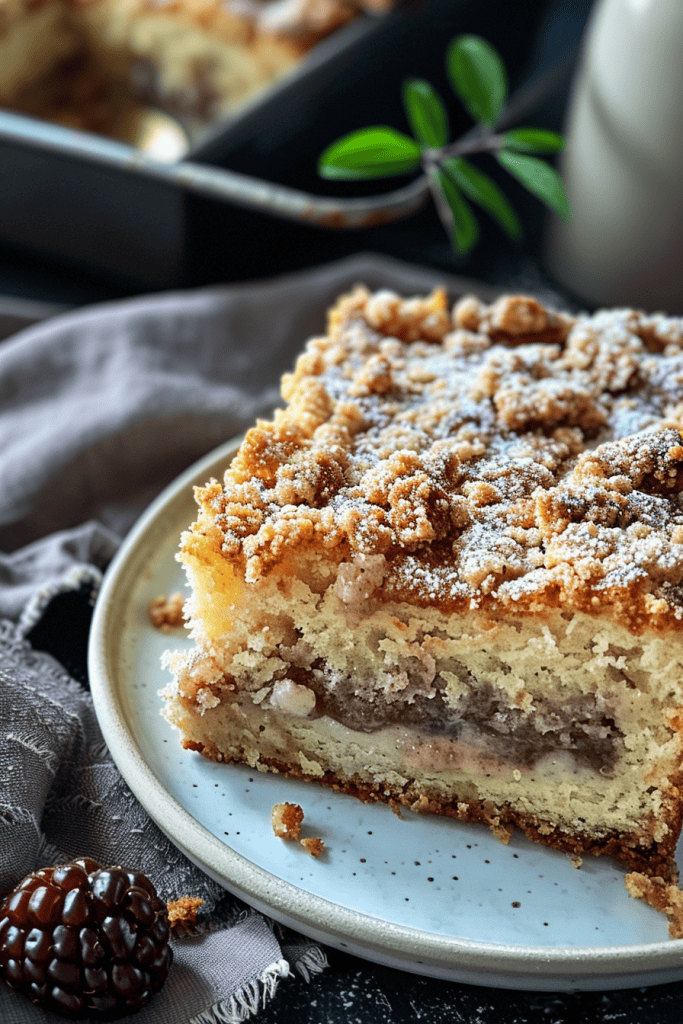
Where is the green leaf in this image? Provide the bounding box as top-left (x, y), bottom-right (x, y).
top-left (435, 169), bottom-right (479, 255)
top-left (446, 35), bottom-right (507, 128)
top-left (443, 157), bottom-right (522, 241)
top-left (503, 127), bottom-right (566, 155)
top-left (497, 149), bottom-right (571, 220)
top-left (318, 126), bottom-right (422, 180)
top-left (402, 78), bottom-right (449, 149)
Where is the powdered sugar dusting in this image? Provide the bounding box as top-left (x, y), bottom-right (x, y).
top-left (193, 288), bottom-right (683, 631)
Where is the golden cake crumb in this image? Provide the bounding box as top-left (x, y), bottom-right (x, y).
top-left (625, 872), bottom-right (683, 938)
top-left (489, 821), bottom-right (514, 845)
top-left (149, 592), bottom-right (185, 631)
top-left (167, 896), bottom-right (204, 932)
top-left (300, 837), bottom-right (325, 858)
top-left (271, 802), bottom-right (304, 840)
top-left (271, 803), bottom-right (325, 854)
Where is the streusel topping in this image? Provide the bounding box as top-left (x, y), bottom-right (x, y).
top-left (193, 288), bottom-right (683, 630)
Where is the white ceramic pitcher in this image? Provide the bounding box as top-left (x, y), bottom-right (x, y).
top-left (545, 0), bottom-right (683, 313)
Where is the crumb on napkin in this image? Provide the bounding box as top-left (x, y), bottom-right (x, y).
top-left (167, 896), bottom-right (204, 932)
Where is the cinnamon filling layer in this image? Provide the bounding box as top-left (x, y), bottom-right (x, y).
top-left (274, 665), bottom-right (623, 776)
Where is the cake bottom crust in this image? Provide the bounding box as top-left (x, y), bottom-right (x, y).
top-left (180, 733), bottom-right (680, 882)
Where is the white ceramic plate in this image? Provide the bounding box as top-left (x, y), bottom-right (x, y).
top-left (88, 438), bottom-right (683, 993)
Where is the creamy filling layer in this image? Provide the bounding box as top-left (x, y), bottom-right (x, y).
top-left (165, 686), bottom-right (664, 847)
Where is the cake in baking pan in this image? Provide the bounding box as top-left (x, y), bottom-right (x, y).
top-left (0, 0), bottom-right (393, 140)
top-left (161, 285), bottom-right (683, 903)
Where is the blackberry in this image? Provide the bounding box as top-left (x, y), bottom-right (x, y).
top-left (0, 857), bottom-right (172, 1019)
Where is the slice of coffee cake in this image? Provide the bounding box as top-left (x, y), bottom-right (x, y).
top-left (162, 287), bottom-right (683, 883)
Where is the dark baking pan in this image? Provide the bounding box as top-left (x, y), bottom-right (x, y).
top-left (0, 0), bottom-right (590, 294)
top-left (0, 9), bottom-right (395, 292)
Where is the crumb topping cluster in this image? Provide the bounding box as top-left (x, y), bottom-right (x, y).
top-left (136, 0), bottom-right (370, 48)
top-left (193, 288), bottom-right (683, 630)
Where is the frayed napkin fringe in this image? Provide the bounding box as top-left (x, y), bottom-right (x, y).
top-left (189, 958), bottom-right (291, 1024)
top-left (292, 945), bottom-right (328, 982)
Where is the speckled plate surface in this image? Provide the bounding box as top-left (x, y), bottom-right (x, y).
top-left (88, 438), bottom-right (683, 993)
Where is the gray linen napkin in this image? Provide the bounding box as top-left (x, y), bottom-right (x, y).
top-left (0, 253), bottom-right (495, 1024)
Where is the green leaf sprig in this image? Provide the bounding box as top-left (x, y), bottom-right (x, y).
top-left (318, 34), bottom-right (569, 255)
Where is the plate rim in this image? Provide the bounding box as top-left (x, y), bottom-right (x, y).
top-left (88, 437), bottom-right (683, 990)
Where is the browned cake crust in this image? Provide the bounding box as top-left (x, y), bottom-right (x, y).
top-left (163, 287), bottom-right (683, 901)
top-left (183, 742), bottom-right (681, 878)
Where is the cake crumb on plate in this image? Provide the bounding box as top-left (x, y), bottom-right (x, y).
top-left (271, 802), bottom-right (304, 841)
top-left (300, 837), bottom-right (325, 858)
top-left (272, 802), bottom-right (325, 855)
top-left (149, 592), bottom-right (184, 631)
top-left (625, 873), bottom-right (683, 938)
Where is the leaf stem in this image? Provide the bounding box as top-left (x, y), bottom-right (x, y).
top-left (422, 133), bottom-right (507, 167)
top-left (426, 167), bottom-right (453, 235)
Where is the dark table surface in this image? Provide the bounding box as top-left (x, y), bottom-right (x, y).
top-left (4, 1), bottom-right (683, 1020)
